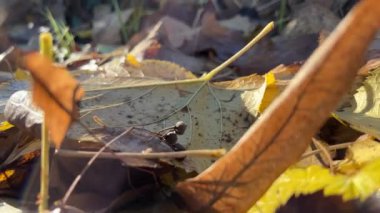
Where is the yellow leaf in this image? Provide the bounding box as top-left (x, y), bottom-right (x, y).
top-left (0, 170), bottom-right (15, 182)
top-left (251, 158), bottom-right (380, 213)
top-left (0, 121), bottom-right (14, 132)
top-left (335, 69), bottom-right (380, 138)
top-left (325, 158), bottom-right (380, 201)
top-left (348, 135), bottom-right (380, 165)
top-left (257, 72), bottom-right (279, 113)
top-left (125, 53), bottom-right (141, 68)
top-left (250, 165), bottom-right (333, 213)
top-left (337, 135), bottom-right (380, 174)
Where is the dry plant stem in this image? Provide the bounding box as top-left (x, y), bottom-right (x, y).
top-left (39, 32), bottom-right (53, 213)
top-left (56, 148), bottom-right (226, 159)
top-left (40, 121), bottom-right (49, 211)
top-left (176, 0), bottom-right (380, 212)
top-left (61, 127), bottom-right (133, 205)
top-left (202, 22), bottom-right (274, 81)
top-left (302, 142), bottom-right (354, 159)
top-left (312, 138), bottom-right (334, 172)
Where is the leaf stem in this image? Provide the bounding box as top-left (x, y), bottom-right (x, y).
top-left (312, 138), bottom-right (334, 172)
top-left (302, 142), bottom-right (354, 159)
top-left (202, 21), bottom-right (274, 81)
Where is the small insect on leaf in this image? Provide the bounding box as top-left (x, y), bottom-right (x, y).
top-left (24, 53), bottom-right (84, 148)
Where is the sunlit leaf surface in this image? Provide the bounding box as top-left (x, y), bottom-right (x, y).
top-left (336, 69), bottom-right (380, 138)
top-left (70, 74), bottom-right (265, 172)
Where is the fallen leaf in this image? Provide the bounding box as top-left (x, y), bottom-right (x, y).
top-left (125, 54), bottom-right (141, 68)
top-left (0, 170), bottom-right (15, 182)
top-left (357, 58), bottom-right (380, 76)
top-left (345, 135), bottom-right (380, 166)
top-left (219, 14), bottom-right (259, 36)
top-left (0, 134), bottom-right (40, 193)
top-left (24, 53), bottom-right (85, 148)
top-left (338, 135), bottom-right (380, 174)
top-left (129, 20), bottom-right (162, 60)
top-left (249, 165), bottom-right (334, 213)
top-left (251, 158), bottom-right (380, 213)
top-left (159, 16), bottom-right (198, 49)
top-left (87, 59), bottom-right (197, 87)
top-left (283, 2), bottom-right (340, 37)
top-left (123, 59), bottom-right (197, 80)
top-left (150, 46), bottom-right (207, 74)
top-left (69, 74), bottom-right (265, 172)
top-left (0, 121), bottom-right (13, 132)
top-left (77, 127), bottom-right (179, 168)
top-left (271, 64), bottom-right (301, 80)
top-left (324, 157), bottom-right (380, 201)
top-left (175, 0), bottom-right (380, 212)
top-left (257, 72), bottom-right (280, 113)
top-left (335, 68), bottom-right (380, 139)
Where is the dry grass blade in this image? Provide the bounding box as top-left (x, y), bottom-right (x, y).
top-left (176, 0), bottom-right (380, 212)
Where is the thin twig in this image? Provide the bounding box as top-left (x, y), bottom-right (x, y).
top-left (302, 142), bottom-right (354, 159)
top-left (312, 138), bottom-right (334, 172)
top-left (56, 148), bottom-right (226, 159)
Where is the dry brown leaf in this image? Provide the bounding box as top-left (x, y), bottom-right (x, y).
top-left (270, 64), bottom-right (301, 80)
top-left (176, 0), bottom-right (380, 212)
top-left (24, 53), bottom-right (84, 148)
top-left (124, 59), bottom-right (197, 80)
top-left (201, 11), bottom-right (230, 38)
top-left (358, 57), bottom-right (380, 76)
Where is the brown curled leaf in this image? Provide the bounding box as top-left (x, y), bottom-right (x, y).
top-left (24, 53), bottom-right (84, 148)
top-left (176, 0), bottom-right (380, 212)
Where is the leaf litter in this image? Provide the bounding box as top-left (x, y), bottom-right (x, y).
top-left (70, 74), bottom-right (264, 173)
top-left (0, 20), bottom-right (277, 212)
top-left (2, 1), bottom-right (380, 212)
top-left (65, 22), bottom-right (274, 174)
top-left (335, 68), bottom-right (380, 139)
top-left (176, 0), bottom-right (380, 211)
